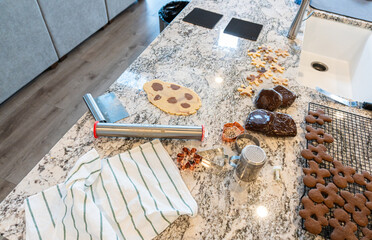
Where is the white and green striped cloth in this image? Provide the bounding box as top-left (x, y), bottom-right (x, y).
top-left (25, 139), bottom-right (197, 240)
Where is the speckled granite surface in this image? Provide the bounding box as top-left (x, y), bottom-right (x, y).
top-left (1, 0), bottom-right (371, 239)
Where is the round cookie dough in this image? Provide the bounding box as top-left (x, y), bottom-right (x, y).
top-left (143, 79), bottom-right (202, 116)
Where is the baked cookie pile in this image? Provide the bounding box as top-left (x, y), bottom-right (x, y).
top-left (299, 109), bottom-right (372, 240)
top-left (237, 45), bottom-right (290, 97)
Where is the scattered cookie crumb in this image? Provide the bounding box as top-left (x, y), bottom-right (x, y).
top-left (275, 49), bottom-right (289, 58)
top-left (237, 84), bottom-right (254, 97)
top-left (257, 68), bottom-right (273, 79)
top-left (251, 58), bottom-right (266, 68)
top-left (263, 53), bottom-right (278, 63)
top-left (270, 63), bottom-right (285, 73)
top-left (272, 76), bottom-right (289, 86)
top-left (247, 49), bottom-right (261, 58)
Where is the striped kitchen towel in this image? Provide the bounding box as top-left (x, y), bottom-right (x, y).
top-left (25, 139), bottom-right (197, 240)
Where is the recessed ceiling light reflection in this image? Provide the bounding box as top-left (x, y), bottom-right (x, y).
top-left (218, 30), bottom-right (238, 48)
top-left (256, 206), bottom-right (268, 218)
top-left (215, 77), bottom-right (224, 83)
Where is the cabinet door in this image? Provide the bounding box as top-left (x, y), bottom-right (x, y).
top-left (37, 0), bottom-right (108, 58)
top-left (0, 0), bottom-right (58, 104)
top-left (105, 0), bottom-right (137, 20)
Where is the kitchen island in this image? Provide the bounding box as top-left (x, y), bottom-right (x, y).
top-left (1, 0), bottom-right (371, 239)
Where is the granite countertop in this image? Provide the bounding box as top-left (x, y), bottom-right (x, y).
top-left (1, 0), bottom-right (371, 239)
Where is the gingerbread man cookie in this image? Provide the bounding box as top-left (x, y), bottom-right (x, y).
top-left (299, 196), bottom-right (329, 235)
top-left (308, 183), bottom-right (345, 208)
top-left (330, 160), bottom-right (355, 188)
top-left (263, 53), bottom-right (278, 63)
top-left (362, 227), bottom-right (372, 240)
top-left (270, 63), bottom-right (285, 73)
top-left (305, 109), bottom-right (332, 125)
top-left (341, 191), bottom-right (371, 227)
top-left (301, 144), bottom-right (333, 164)
top-left (275, 49), bottom-right (290, 58)
top-left (303, 161), bottom-right (331, 188)
top-left (246, 74), bottom-right (263, 86)
top-left (272, 76), bottom-right (289, 86)
top-left (329, 208), bottom-right (357, 240)
top-left (247, 49), bottom-right (261, 58)
top-left (251, 58), bottom-right (266, 68)
top-left (305, 125), bottom-right (334, 144)
top-left (237, 84), bottom-right (254, 97)
top-left (258, 45), bottom-right (273, 54)
top-left (257, 68), bottom-right (273, 79)
top-left (364, 191), bottom-right (372, 210)
top-left (353, 171), bottom-right (372, 191)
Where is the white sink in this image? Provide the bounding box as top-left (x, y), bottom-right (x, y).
top-left (298, 16), bottom-right (372, 102)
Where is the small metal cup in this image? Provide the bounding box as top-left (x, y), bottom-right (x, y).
top-left (229, 145), bottom-right (267, 182)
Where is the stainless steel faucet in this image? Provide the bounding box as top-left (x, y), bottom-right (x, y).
top-left (287, 0), bottom-right (311, 40)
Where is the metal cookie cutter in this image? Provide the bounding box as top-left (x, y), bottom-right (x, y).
top-left (235, 133), bottom-right (260, 154)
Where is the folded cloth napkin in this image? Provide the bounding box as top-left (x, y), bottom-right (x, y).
top-left (25, 139), bottom-right (197, 240)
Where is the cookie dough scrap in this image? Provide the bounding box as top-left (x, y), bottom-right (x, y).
top-left (257, 68), bottom-right (273, 79)
top-left (251, 58), bottom-right (266, 68)
top-left (258, 45), bottom-right (273, 54)
top-left (143, 79), bottom-right (202, 116)
top-left (237, 84), bottom-right (254, 97)
top-left (275, 49), bottom-right (289, 58)
top-left (247, 49), bottom-right (261, 58)
top-left (270, 63), bottom-right (285, 73)
top-left (272, 76), bottom-right (289, 86)
top-left (246, 74), bottom-right (263, 86)
top-left (263, 53), bottom-right (278, 63)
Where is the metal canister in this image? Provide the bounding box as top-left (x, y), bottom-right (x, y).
top-left (229, 145), bottom-right (267, 182)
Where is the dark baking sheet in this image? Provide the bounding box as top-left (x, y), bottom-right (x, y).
top-left (301, 103), bottom-right (372, 239)
top-left (223, 18), bottom-right (263, 41)
top-left (182, 8), bottom-right (223, 29)
top-left (310, 0), bottom-right (372, 22)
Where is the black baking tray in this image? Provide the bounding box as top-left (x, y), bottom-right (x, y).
top-left (182, 7), bottom-right (223, 29)
top-left (301, 103), bottom-right (372, 239)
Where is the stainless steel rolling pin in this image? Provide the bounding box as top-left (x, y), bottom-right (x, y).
top-left (93, 121), bottom-right (205, 141)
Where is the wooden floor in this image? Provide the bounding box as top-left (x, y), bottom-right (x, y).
top-left (0, 0), bottom-right (168, 202)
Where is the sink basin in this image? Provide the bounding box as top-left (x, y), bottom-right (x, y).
top-left (297, 16), bottom-right (372, 102)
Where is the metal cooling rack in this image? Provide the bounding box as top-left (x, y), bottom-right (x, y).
top-left (301, 102), bottom-right (372, 239)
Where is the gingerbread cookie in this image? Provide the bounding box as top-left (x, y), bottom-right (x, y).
top-left (299, 196), bottom-right (329, 235)
top-left (341, 191), bottom-right (371, 227)
top-left (237, 84), bottom-right (254, 97)
top-left (329, 208), bottom-right (357, 240)
top-left (305, 109), bottom-right (332, 125)
top-left (272, 76), bottom-right (289, 86)
top-left (258, 45), bottom-right (273, 53)
top-left (353, 171), bottom-right (372, 191)
top-left (143, 79), bottom-right (202, 116)
top-left (257, 68), bottom-right (273, 79)
top-left (308, 183), bottom-right (345, 208)
top-left (275, 49), bottom-right (289, 58)
top-left (247, 49), bottom-right (261, 58)
top-left (305, 125), bottom-right (334, 144)
top-left (270, 63), bottom-right (285, 73)
top-left (303, 161), bottom-right (331, 188)
top-left (301, 144), bottom-right (333, 164)
top-left (364, 191), bottom-right (372, 210)
top-left (263, 53), bottom-right (278, 63)
top-left (246, 74), bottom-right (263, 86)
top-left (330, 160), bottom-right (355, 188)
top-left (362, 227), bottom-right (372, 240)
top-left (251, 58), bottom-right (266, 68)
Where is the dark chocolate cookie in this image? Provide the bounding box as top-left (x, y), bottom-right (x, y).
top-left (273, 85), bottom-right (296, 108)
top-left (254, 89), bottom-right (282, 111)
